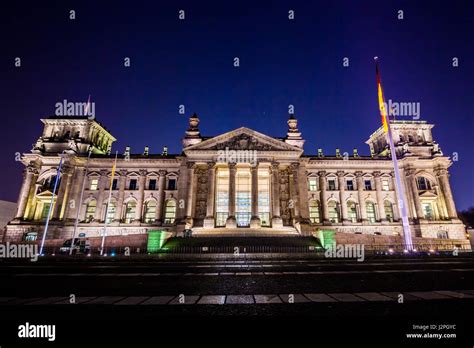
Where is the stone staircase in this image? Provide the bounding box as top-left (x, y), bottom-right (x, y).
top-left (190, 226), bottom-right (300, 237)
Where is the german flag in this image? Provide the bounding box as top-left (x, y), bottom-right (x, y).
top-left (375, 58), bottom-right (389, 133)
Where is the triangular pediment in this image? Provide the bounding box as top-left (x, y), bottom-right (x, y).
top-left (419, 191), bottom-right (438, 198)
top-left (184, 127), bottom-right (302, 153)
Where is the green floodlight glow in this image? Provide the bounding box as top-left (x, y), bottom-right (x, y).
top-left (147, 230), bottom-right (171, 253)
top-left (317, 229), bottom-right (336, 249)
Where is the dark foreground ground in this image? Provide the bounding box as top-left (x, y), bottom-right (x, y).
top-left (0, 254), bottom-right (473, 346)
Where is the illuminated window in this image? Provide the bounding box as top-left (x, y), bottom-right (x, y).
top-left (347, 201), bottom-right (358, 222)
top-left (85, 200), bottom-right (96, 222)
top-left (328, 201), bottom-right (339, 223)
top-left (215, 169), bottom-right (229, 227)
top-left (366, 202), bottom-right (376, 223)
top-left (236, 169), bottom-right (251, 227)
top-left (124, 201), bottom-right (136, 223)
top-left (90, 179), bottom-right (99, 190)
top-left (422, 202), bottom-right (434, 220)
top-left (384, 201), bottom-right (394, 222)
top-left (437, 231), bottom-right (448, 239)
top-left (308, 179), bottom-right (318, 191)
top-left (164, 200), bottom-right (176, 224)
top-left (258, 170), bottom-right (271, 227)
top-left (41, 203), bottom-right (51, 221)
top-left (144, 200), bottom-right (156, 223)
top-left (382, 179), bottom-right (390, 191)
top-left (105, 201), bottom-right (116, 223)
top-left (309, 200), bottom-right (320, 223)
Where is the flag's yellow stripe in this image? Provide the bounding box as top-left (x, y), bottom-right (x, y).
top-left (378, 83), bottom-right (389, 133)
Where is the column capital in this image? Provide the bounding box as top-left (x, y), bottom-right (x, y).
top-left (186, 161), bottom-right (195, 169)
top-left (434, 167), bottom-right (449, 177)
top-left (158, 169), bottom-right (167, 177)
top-left (119, 169), bottom-right (128, 177)
top-left (317, 170), bottom-right (326, 177)
top-left (228, 162), bottom-right (237, 170)
top-left (336, 170), bottom-right (345, 177)
top-left (139, 169), bottom-right (148, 177)
top-left (207, 162), bottom-right (216, 170)
top-left (405, 168), bottom-right (416, 177)
top-left (355, 171), bottom-right (363, 178)
top-left (373, 171), bottom-right (381, 178)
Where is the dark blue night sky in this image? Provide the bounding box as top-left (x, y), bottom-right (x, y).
top-left (1, 0), bottom-right (473, 209)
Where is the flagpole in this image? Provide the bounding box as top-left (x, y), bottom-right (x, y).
top-left (100, 151), bottom-right (118, 256)
top-left (69, 146), bottom-right (93, 255)
top-left (39, 150), bottom-right (65, 255)
top-left (374, 57), bottom-right (413, 251)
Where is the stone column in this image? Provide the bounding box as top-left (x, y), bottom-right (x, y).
top-left (53, 165), bottom-right (73, 220)
top-left (58, 166), bottom-right (74, 220)
top-left (114, 170), bottom-right (127, 222)
top-left (65, 165), bottom-right (85, 221)
top-left (156, 170), bottom-right (166, 224)
top-left (374, 171), bottom-right (386, 222)
top-left (15, 165), bottom-right (37, 219)
top-left (95, 170), bottom-right (108, 221)
top-left (355, 171), bottom-right (367, 222)
top-left (271, 162), bottom-right (283, 227)
top-left (135, 169), bottom-right (147, 222)
top-left (204, 163), bottom-right (216, 228)
top-left (337, 171), bottom-right (348, 223)
top-left (298, 164), bottom-right (310, 224)
top-left (250, 164), bottom-right (261, 228)
top-left (289, 163), bottom-right (301, 221)
top-left (185, 162), bottom-right (195, 227)
top-left (436, 168), bottom-right (458, 219)
top-left (318, 171), bottom-right (329, 223)
top-left (226, 163), bottom-right (237, 228)
top-left (406, 169), bottom-right (424, 220)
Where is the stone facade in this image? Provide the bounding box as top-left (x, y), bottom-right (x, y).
top-left (4, 114), bottom-right (469, 249)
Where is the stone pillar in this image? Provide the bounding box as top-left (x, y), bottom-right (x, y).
top-left (298, 163), bottom-right (310, 224)
top-left (226, 163), bottom-right (237, 228)
top-left (95, 170), bottom-right (108, 221)
top-left (15, 165), bottom-right (37, 219)
top-left (156, 170), bottom-right (166, 224)
top-left (65, 165), bottom-right (85, 221)
top-left (337, 171), bottom-right (348, 223)
top-left (135, 170), bottom-right (147, 222)
top-left (374, 171), bottom-right (386, 222)
top-left (53, 165), bottom-right (73, 220)
top-left (355, 171), bottom-right (367, 222)
top-left (289, 163), bottom-right (301, 221)
top-left (250, 164), bottom-right (261, 228)
top-left (318, 171), bottom-right (329, 223)
top-left (436, 168), bottom-right (458, 219)
top-left (58, 166), bottom-right (74, 220)
top-left (114, 170), bottom-right (127, 222)
top-left (203, 163), bottom-right (216, 228)
top-left (271, 162), bottom-right (283, 227)
top-left (185, 162), bottom-right (195, 227)
top-left (406, 169), bottom-right (424, 220)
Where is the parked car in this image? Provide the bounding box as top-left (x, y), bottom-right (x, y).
top-left (59, 238), bottom-right (91, 254)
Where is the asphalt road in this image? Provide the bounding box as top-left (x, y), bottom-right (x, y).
top-left (0, 255), bottom-right (473, 346)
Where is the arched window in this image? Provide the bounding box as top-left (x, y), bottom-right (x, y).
top-left (85, 200), bottom-right (96, 222)
top-left (124, 201), bottom-right (136, 223)
top-left (327, 201), bottom-right (340, 223)
top-left (416, 177), bottom-right (432, 190)
top-left (144, 200), bottom-right (156, 223)
top-left (384, 201), bottom-right (394, 222)
top-left (347, 201), bottom-right (358, 223)
top-left (309, 200), bottom-right (320, 223)
top-left (164, 200), bottom-right (176, 224)
top-left (105, 201), bottom-right (116, 224)
top-left (366, 202), bottom-right (376, 223)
